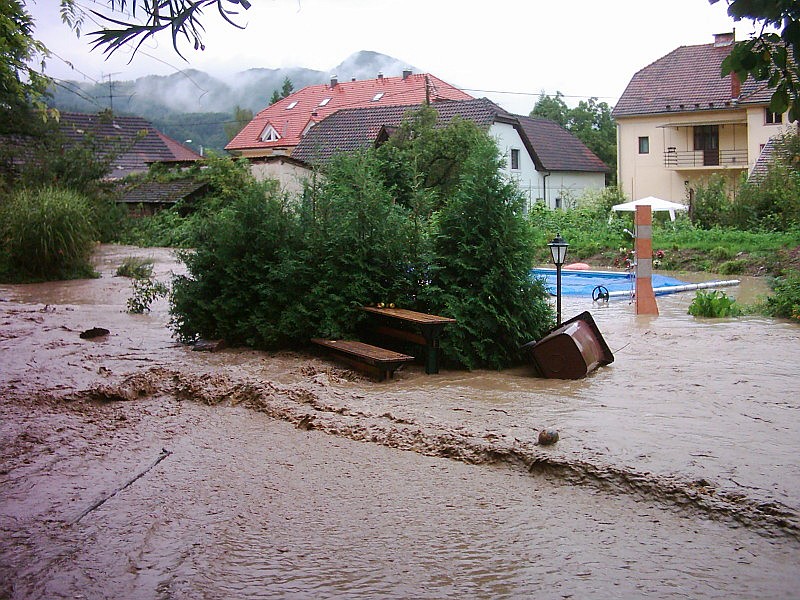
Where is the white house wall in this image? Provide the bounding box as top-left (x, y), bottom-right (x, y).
top-left (487, 122), bottom-right (604, 211)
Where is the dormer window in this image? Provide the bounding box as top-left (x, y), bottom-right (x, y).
top-left (318, 98), bottom-right (331, 107)
top-left (371, 92), bottom-right (385, 102)
top-left (260, 124), bottom-right (281, 142)
top-left (286, 101), bottom-right (298, 110)
top-left (301, 120), bottom-right (317, 136)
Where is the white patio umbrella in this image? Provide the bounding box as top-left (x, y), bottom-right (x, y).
top-left (609, 196), bottom-right (689, 222)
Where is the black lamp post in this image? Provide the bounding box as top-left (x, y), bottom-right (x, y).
top-left (548, 233), bottom-right (569, 325)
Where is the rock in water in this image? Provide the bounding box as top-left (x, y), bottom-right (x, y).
top-left (80, 327), bottom-right (110, 339)
top-left (538, 429), bottom-right (559, 445)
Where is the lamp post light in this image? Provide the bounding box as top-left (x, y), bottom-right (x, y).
top-left (548, 233), bottom-right (569, 326)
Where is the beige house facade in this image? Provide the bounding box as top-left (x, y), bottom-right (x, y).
top-left (613, 33), bottom-right (794, 205)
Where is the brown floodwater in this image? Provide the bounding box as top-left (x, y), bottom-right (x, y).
top-left (1, 245), bottom-right (799, 599)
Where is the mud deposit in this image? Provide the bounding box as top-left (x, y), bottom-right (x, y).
top-left (1, 245), bottom-right (799, 598)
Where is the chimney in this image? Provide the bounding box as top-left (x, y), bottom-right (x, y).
top-left (402, 68), bottom-right (412, 80)
top-left (714, 32), bottom-right (734, 47)
top-left (731, 71), bottom-right (741, 99)
top-left (377, 72), bottom-right (383, 80)
top-left (330, 75), bottom-right (338, 88)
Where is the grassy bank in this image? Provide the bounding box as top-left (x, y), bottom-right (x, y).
top-left (528, 205), bottom-right (800, 277)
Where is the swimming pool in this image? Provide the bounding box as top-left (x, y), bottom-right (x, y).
top-left (532, 268), bottom-right (689, 297)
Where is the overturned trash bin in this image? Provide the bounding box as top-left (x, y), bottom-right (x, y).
top-left (521, 311), bottom-right (614, 379)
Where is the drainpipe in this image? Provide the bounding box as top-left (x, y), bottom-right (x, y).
top-left (541, 171), bottom-right (550, 208)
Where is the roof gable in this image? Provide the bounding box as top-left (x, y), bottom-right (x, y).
top-left (515, 115), bottom-right (609, 173)
top-left (226, 73), bottom-right (473, 153)
top-left (613, 39), bottom-right (773, 118)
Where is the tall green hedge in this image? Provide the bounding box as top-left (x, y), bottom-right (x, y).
top-left (170, 113), bottom-right (554, 369)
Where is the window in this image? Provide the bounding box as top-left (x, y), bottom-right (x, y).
top-left (285, 101), bottom-right (298, 110)
top-left (260, 124), bottom-right (281, 142)
top-left (510, 148), bottom-right (520, 170)
top-left (371, 92), bottom-right (385, 102)
top-left (766, 109), bottom-right (783, 124)
top-left (318, 98), bottom-right (331, 107)
top-left (638, 136), bottom-right (650, 154)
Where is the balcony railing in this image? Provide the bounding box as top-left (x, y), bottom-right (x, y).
top-left (663, 148), bottom-right (748, 168)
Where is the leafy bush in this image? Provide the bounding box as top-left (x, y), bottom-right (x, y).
top-left (0, 186), bottom-right (97, 281)
top-left (127, 277), bottom-right (169, 313)
top-left (730, 132), bottom-right (800, 232)
top-left (690, 174), bottom-right (730, 229)
top-left (688, 290), bottom-right (742, 318)
top-left (718, 259), bottom-right (747, 275)
top-left (115, 256), bottom-right (154, 279)
top-left (763, 271), bottom-right (800, 322)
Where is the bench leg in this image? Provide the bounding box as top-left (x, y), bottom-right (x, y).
top-left (421, 324), bottom-right (447, 374)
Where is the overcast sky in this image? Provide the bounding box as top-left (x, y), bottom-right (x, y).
top-left (30, 0), bottom-right (760, 115)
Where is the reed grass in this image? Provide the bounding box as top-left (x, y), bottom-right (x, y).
top-left (0, 186), bottom-right (97, 281)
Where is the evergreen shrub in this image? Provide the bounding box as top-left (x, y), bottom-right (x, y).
top-left (169, 116), bottom-right (554, 368)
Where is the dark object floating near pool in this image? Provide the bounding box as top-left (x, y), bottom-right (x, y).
top-left (521, 311), bottom-right (614, 379)
top-left (79, 327), bottom-right (110, 339)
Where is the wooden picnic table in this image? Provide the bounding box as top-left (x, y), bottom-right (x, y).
top-left (359, 306), bottom-right (456, 374)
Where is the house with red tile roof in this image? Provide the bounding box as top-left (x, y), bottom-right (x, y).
top-left (225, 71), bottom-right (473, 191)
top-left (291, 98), bottom-right (607, 210)
top-left (613, 32), bottom-right (795, 205)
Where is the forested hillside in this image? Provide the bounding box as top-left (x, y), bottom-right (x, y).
top-left (47, 51), bottom-right (417, 154)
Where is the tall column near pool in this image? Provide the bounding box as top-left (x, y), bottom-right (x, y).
top-left (635, 205), bottom-right (659, 315)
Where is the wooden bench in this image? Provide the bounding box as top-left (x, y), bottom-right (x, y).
top-left (310, 338), bottom-right (415, 381)
top-left (359, 307), bottom-right (456, 374)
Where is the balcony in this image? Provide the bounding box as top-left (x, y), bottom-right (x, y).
top-left (663, 148), bottom-right (748, 169)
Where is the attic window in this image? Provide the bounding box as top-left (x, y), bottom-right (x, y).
top-left (301, 120), bottom-right (317, 136)
top-left (318, 98), bottom-right (331, 106)
top-left (371, 92), bottom-right (385, 102)
top-left (286, 101), bottom-right (298, 110)
top-left (260, 124), bottom-right (281, 142)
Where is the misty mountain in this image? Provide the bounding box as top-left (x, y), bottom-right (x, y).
top-left (49, 51), bottom-right (418, 117)
top-left (47, 50), bottom-right (417, 155)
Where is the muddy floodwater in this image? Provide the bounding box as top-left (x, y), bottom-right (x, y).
top-left (1, 245), bottom-right (799, 599)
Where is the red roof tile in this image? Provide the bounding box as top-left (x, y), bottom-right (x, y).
top-left (613, 39), bottom-right (774, 118)
top-left (225, 73), bottom-right (472, 153)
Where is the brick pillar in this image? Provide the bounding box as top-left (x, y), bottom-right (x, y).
top-left (635, 205), bottom-right (659, 315)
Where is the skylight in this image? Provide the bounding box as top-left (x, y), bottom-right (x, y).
top-left (318, 98), bottom-right (331, 106)
top-left (371, 92), bottom-right (385, 102)
top-left (286, 101), bottom-right (298, 110)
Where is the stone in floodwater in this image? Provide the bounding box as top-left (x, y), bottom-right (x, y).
top-left (538, 429), bottom-right (559, 445)
top-left (79, 327), bottom-right (110, 339)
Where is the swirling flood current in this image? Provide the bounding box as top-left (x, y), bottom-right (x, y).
top-left (1, 245), bottom-right (799, 599)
